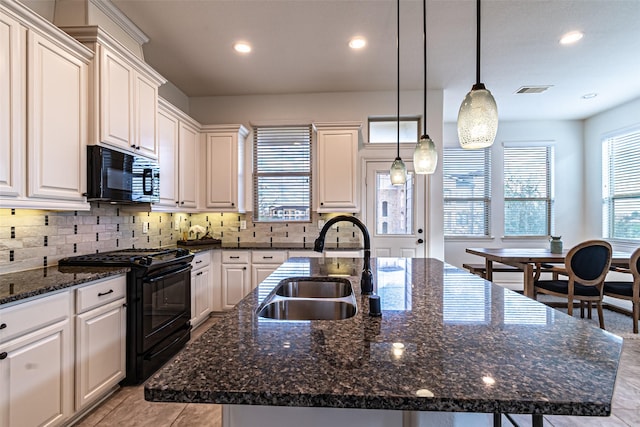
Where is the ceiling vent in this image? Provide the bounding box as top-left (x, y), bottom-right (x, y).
top-left (515, 85), bottom-right (553, 94)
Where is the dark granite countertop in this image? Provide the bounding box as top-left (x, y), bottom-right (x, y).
top-left (178, 242), bottom-right (363, 252)
top-left (0, 266), bottom-right (130, 306)
top-left (145, 257), bottom-right (622, 416)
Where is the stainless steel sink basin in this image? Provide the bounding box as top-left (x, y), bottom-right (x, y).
top-left (257, 299), bottom-right (357, 321)
top-left (275, 277), bottom-right (353, 298)
top-left (256, 276), bottom-right (357, 321)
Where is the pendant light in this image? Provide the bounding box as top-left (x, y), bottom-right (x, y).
top-left (457, 0), bottom-right (498, 150)
top-left (390, 0), bottom-right (407, 185)
top-left (413, 0), bottom-right (438, 174)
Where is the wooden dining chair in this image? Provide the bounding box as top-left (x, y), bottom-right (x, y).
top-left (534, 240), bottom-right (612, 329)
top-left (603, 247), bottom-right (640, 334)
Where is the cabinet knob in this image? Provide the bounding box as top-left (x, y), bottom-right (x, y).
top-left (0, 352), bottom-right (7, 360)
top-left (231, 202), bottom-right (235, 207)
top-left (130, 144), bottom-right (136, 148)
top-left (181, 201), bottom-right (185, 205)
top-left (243, 267), bottom-right (247, 270)
top-left (0, 323), bottom-right (6, 330)
top-left (175, 201), bottom-right (179, 205)
top-left (320, 202), bottom-right (324, 206)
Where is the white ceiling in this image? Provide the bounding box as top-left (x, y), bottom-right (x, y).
top-left (110, 0), bottom-right (640, 122)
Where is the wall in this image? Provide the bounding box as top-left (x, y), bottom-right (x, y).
top-left (442, 119), bottom-right (584, 288)
top-left (583, 96), bottom-right (640, 250)
top-left (0, 206), bottom-right (360, 274)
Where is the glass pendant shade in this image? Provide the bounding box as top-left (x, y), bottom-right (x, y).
top-left (390, 157), bottom-right (407, 185)
top-left (414, 134), bottom-right (437, 174)
top-left (457, 86), bottom-right (499, 150)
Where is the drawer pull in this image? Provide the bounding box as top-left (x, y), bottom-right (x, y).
top-left (98, 289), bottom-right (114, 297)
top-left (196, 260), bottom-right (203, 264)
top-left (0, 323), bottom-right (6, 330)
top-left (196, 272), bottom-right (203, 276)
top-left (263, 256), bottom-right (273, 259)
top-left (0, 352), bottom-right (7, 360)
top-left (230, 256), bottom-right (240, 259)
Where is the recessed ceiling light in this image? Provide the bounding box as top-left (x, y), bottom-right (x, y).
top-left (349, 37), bottom-right (366, 49)
top-left (233, 42), bottom-right (252, 53)
top-left (582, 93), bottom-right (598, 99)
top-left (559, 31), bottom-right (584, 45)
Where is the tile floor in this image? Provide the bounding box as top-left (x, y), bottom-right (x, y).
top-left (73, 317), bottom-right (640, 427)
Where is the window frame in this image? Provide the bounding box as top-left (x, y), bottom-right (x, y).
top-left (502, 143), bottom-right (554, 238)
top-left (368, 116), bottom-right (420, 144)
top-left (602, 125), bottom-right (640, 242)
top-left (252, 124), bottom-right (313, 223)
top-left (442, 147), bottom-right (492, 238)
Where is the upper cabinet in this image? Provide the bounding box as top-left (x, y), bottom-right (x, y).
top-left (315, 122), bottom-right (362, 213)
top-left (157, 99), bottom-right (201, 211)
top-left (203, 124), bottom-right (249, 212)
top-left (0, 2), bottom-right (93, 211)
top-left (62, 26), bottom-right (166, 160)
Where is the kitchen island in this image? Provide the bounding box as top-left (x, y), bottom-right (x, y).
top-left (144, 257), bottom-right (622, 427)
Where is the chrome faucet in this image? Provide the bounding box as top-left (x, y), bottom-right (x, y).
top-left (314, 215), bottom-right (373, 295)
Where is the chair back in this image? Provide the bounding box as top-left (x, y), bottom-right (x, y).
top-left (566, 240), bottom-right (612, 286)
top-left (631, 247), bottom-right (640, 279)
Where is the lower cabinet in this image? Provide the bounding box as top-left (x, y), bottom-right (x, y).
top-left (0, 291), bottom-right (73, 427)
top-left (251, 251), bottom-right (288, 289)
top-left (191, 251), bottom-right (213, 328)
top-left (221, 251), bottom-right (250, 310)
top-left (74, 275), bottom-right (126, 411)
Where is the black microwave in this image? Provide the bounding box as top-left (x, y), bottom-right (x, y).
top-left (86, 146), bottom-right (160, 204)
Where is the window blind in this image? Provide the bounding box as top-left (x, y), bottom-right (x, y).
top-left (253, 125), bottom-right (312, 222)
top-left (503, 146), bottom-right (553, 236)
top-left (603, 127), bottom-right (640, 240)
top-left (443, 147), bottom-right (491, 236)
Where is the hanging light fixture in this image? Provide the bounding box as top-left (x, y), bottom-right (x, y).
top-left (457, 0), bottom-right (498, 150)
top-left (390, 0), bottom-right (407, 185)
top-left (413, 0), bottom-right (438, 174)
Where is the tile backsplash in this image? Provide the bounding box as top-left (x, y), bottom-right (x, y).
top-left (0, 205), bottom-right (361, 274)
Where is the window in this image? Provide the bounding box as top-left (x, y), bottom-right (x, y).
top-left (602, 127), bottom-right (640, 240)
top-left (503, 145), bottom-right (554, 237)
top-left (443, 147), bottom-right (491, 237)
top-left (375, 171), bottom-right (413, 235)
top-left (253, 125), bottom-right (312, 222)
top-left (368, 117), bottom-right (420, 143)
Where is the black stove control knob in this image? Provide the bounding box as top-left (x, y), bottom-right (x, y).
top-left (139, 256), bottom-right (153, 266)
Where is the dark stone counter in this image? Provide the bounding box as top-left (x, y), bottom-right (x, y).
top-left (144, 257), bottom-right (622, 417)
top-left (0, 266), bottom-right (129, 306)
top-left (179, 242), bottom-right (363, 251)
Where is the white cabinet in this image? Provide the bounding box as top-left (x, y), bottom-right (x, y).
top-left (157, 100), bottom-right (200, 210)
top-left (74, 275), bottom-right (126, 411)
top-left (203, 125), bottom-right (249, 212)
top-left (0, 291), bottom-right (73, 427)
top-left (221, 251), bottom-right (250, 310)
top-left (251, 251), bottom-right (287, 289)
top-left (191, 251), bottom-right (212, 328)
top-left (315, 122), bottom-right (361, 213)
top-left (63, 27), bottom-right (166, 159)
top-left (0, 3), bottom-right (92, 211)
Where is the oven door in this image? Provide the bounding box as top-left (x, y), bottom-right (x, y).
top-left (141, 264), bottom-right (192, 352)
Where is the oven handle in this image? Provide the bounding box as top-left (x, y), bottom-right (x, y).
top-left (144, 264), bottom-right (192, 283)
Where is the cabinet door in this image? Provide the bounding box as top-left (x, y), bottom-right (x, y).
top-left (157, 108), bottom-right (180, 208)
top-left (0, 321), bottom-right (73, 427)
top-left (252, 265), bottom-right (278, 289)
top-left (27, 31), bottom-right (87, 203)
top-left (0, 10), bottom-right (24, 198)
top-left (100, 48), bottom-right (132, 150)
top-left (179, 122), bottom-right (199, 208)
top-left (134, 73), bottom-right (158, 159)
top-left (221, 264), bottom-right (249, 310)
top-left (205, 133), bottom-right (238, 209)
top-left (317, 129), bottom-right (359, 212)
top-left (75, 299), bottom-right (126, 410)
top-left (191, 268), bottom-right (212, 327)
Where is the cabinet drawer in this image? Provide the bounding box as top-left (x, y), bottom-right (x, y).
top-left (222, 251), bottom-right (250, 264)
top-left (192, 251), bottom-right (211, 269)
top-left (251, 251), bottom-right (287, 264)
top-left (76, 275), bottom-right (126, 314)
top-left (0, 290), bottom-right (71, 343)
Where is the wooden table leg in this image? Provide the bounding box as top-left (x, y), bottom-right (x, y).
top-left (523, 263), bottom-right (534, 298)
top-left (485, 259), bottom-right (493, 281)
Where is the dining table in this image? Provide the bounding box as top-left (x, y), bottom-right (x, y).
top-left (465, 247), bottom-right (632, 298)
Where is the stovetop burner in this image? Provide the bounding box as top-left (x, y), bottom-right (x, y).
top-left (59, 247), bottom-right (193, 269)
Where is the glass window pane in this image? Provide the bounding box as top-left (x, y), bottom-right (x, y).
top-left (369, 118), bottom-right (419, 143)
top-left (376, 171), bottom-right (413, 235)
top-left (444, 201), bottom-right (489, 236)
top-left (504, 200), bottom-right (549, 236)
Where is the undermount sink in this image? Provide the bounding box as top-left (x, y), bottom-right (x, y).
top-left (257, 276), bottom-right (357, 321)
top-left (257, 299), bottom-right (357, 321)
top-left (275, 277), bottom-right (353, 298)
